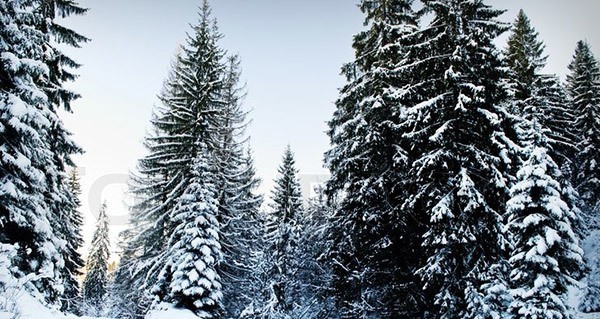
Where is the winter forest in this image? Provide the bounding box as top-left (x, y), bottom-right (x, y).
top-left (1, 0), bottom-right (600, 318)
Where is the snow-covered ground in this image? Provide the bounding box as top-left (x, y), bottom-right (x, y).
top-left (0, 290), bottom-right (107, 319)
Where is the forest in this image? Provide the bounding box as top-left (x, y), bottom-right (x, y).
top-left (0, 0), bottom-right (599, 318)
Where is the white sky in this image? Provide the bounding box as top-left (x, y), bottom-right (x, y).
top-left (59, 0), bottom-right (600, 255)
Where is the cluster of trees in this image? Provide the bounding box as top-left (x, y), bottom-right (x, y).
top-left (2, 0), bottom-right (600, 319)
top-left (0, 0), bottom-right (88, 313)
top-left (324, 1), bottom-right (599, 318)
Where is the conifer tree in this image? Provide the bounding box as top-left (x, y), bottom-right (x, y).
top-left (505, 10), bottom-right (547, 105)
top-left (153, 151), bottom-right (223, 317)
top-left (120, 0), bottom-right (227, 312)
top-left (214, 56), bottom-right (265, 318)
top-left (401, 0), bottom-right (515, 317)
top-left (324, 0), bottom-right (422, 316)
top-left (0, 0), bottom-right (86, 305)
top-left (567, 41), bottom-right (600, 213)
top-left (295, 185), bottom-right (338, 317)
top-left (82, 202), bottom-right (111, 316)
top-left (61, 168), bottom-right (85, 312)
top-left (567, 40), bottom-right (600, 313)
top-left (506, 120), bottom-right (584, 319)
top-left (504, 10), bottom-right (577, 172)
top-left (260, 146), bottom-right (303, 317)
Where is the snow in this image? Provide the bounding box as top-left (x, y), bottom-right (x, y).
top-left (146, 304), bottom-right (202, 319)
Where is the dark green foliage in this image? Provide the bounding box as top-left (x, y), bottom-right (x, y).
top-left (324, 0), bottom-right (423, 316)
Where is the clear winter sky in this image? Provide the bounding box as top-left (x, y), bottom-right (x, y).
top-left (59, 0), bottom-right (600, 254)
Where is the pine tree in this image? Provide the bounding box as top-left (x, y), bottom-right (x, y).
top-left (506, 120), bottom-right (584, 319)
top-left (210, 55), bottom-right (265, 318)
top-left (295, 184), bottom-right (338, 318)
top-left (505, 10), bottom-right (547, 105)
top-left (61, 168), bottom-right (85, 312)
top-left (568, 40), bottom-right (600, 213)
top-left (567, 40), bottom-right (600, 313)
top-left (504, 10), bottom-right (577, 174)
top-left (260, 146), bottom-right (303, 317)
top-left (119, 0), bottom-right (228, 313)
top-left (82, 202), bottom-right (111, 316)
top-left (324, 0), bottom-right (422, 316)
top-left (153, 151), bottom-right (223, 317)
top-left (0, 0), bottom-right (86, 305)
top-left (401, 0), bottom-right (515, 317)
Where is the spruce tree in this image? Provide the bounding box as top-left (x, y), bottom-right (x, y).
top-left (567, 41), bottom-right (600, 212)
top-left (295, 184), bottom-right (338, 317)
top-left (567, 40), bottom-right (600, 313)
top-left (504, 10), bottom-right (577, 173)
top-left (324, 0), bottom-right (422, 316)
top-left (506, 120), bottom-right (584, 319)
top-left (260, 146), bottom-right (303, 317)
top-left (505, 10), bottom-right (547, 105)
top-left (61, 168), bottom-right (85, 312)
top-left (209, 55), bottom-right (265, 318)
top-left (401, 0), bottom-right (515, 317)
top-left (153, 151), bottom-right (223, 317)
top-left (82, 202), bottom-right (111, 316)
top-left (0, 0), bottom-right (86, 305)
top-left (120, 0), bottom-right (227, 312)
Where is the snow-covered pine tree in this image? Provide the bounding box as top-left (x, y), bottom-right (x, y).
top-left (215, 55), bottom-right (265, 318)
top-left (61, 168), bottom-right (85, 312)
top-left (400, 0), bottom-right (516, 317)
top-left (295, 184), bottom-right (338, 318)
top-left (505, 10), bottom-right (547, 108)
top-left (506, 120), bottom-right (584, 319)
top-left (153, 150), bottom-right (223, 318)
top-left (0, 0), bottom-right (85, 306)
top-left (568, 41), bottom-right (600, 216)
top-left (567, 40), bottom-right (600, 313)
top-left (36, 0), bottom-right (88, 307)
top-left (118, 1), bottom-right (228, 314)
top-left (260, 146), bottom-right (303, 317)
top-left (324, 0), bottom-right (422, 316)
top-left (82, 202), bottom-right (111, 316)
top-left (504, 10), bottom-right (578, 176)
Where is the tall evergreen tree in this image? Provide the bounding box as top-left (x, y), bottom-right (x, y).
top-left (61, 168), bottom-right (85, 312)
top-left (400, 1), bottom-right (515, 317)
top-left (295, 184), bottom-right (338, 318)
top-left (506, 120), bottom-right (584, 319)
top-left (260, 146), bottom-right (303, 317)
top-left (0, 0), bottom-right (86, 305)
top-left (212, 55), bottom-right (265, 318)
top-left (153, 150), bottom-right (223, 318)
top-left (504, 10), bottom-right (577, 173)
top-left (567, 41), bottom-right (600, 214)
top-left (324, 0), bottom-right (422, 316)
top-left (118, 1), bottom-right (227, 313)
top-left (505, 10), bottom-right (547, 105)
top-left (82, 202), bottom-right (111, 316)
top-left (567, 40), bottom-right (600, 313)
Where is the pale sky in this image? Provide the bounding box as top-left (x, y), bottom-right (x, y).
top-left (59, 0), bottom-right (600, 254)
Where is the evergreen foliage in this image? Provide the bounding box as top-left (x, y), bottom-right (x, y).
top-left (506, 121), bottom-right (584, 319)
top-left (567, 40), bottom-right (600, 313)
top-left (153, 151), bottom-right (223, 318)
top-left (259, 146), bottom-right (304, 317)
top-left (324, 0), bottom-right (423, 316)
top-left (400, 1), bottom-right (515, 317)
top-left (61, 168), bottom-right (85, 312)
top-left (82, 203), bottom-right (111, 316)
top-left (0, 0), bottom-right (86, 306)
top-left (504, 10), bottom-right (577, 172)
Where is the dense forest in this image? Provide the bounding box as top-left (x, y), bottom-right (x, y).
top-left (0, 0), bottom-right (599, 318)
